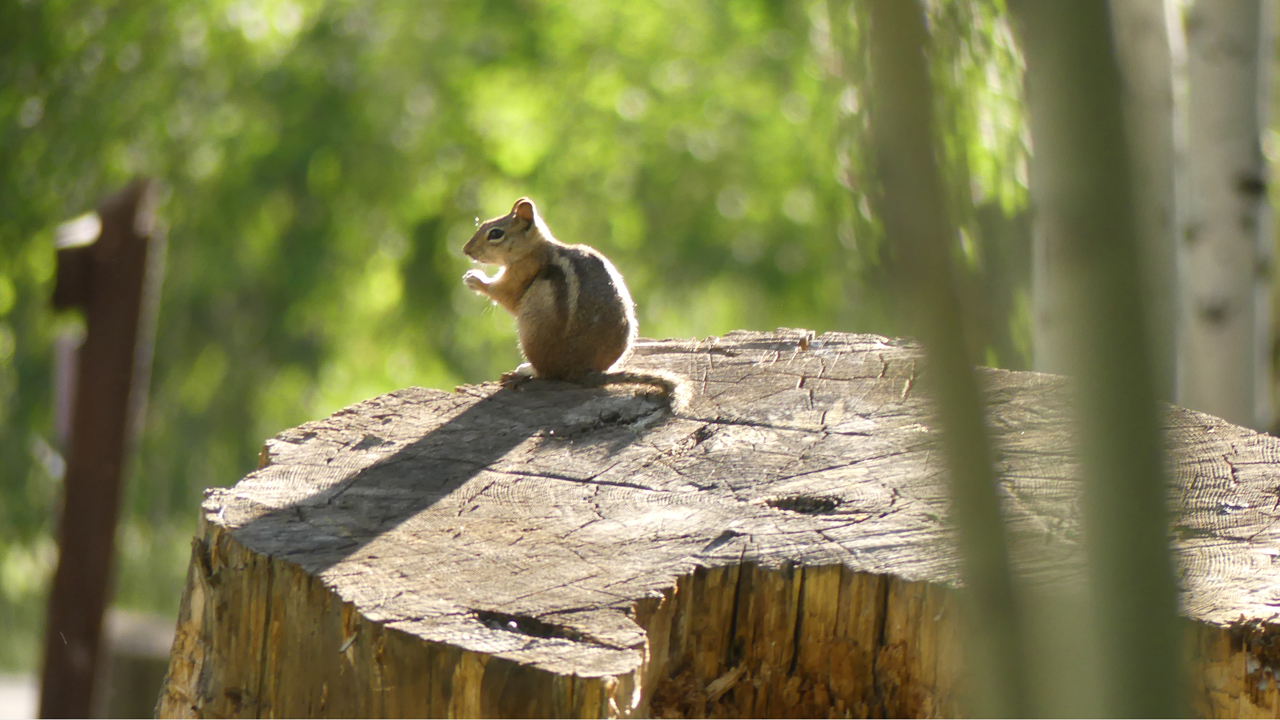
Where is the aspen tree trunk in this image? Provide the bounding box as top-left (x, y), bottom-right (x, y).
top-left (1015, 1), bottom-right (1183, 713)
top-left (1028, 131), bottom-right (1073, 375)
top-left (867, 2), bottom-right (1027, 714)
top-left (1031, 0), bottom-right (1187, 388)
top-left (1109, 0), bottom-right (1187, 402)
top-left (1181, 0), bottom-right (1274, 430)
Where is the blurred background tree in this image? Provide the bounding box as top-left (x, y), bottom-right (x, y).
top-left (0, 0), bottom-right (1029, 673)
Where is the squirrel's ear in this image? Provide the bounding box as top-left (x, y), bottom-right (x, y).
top-left (513, 198), bottom-right (537, 224)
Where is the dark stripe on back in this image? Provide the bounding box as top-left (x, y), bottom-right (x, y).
top-left (568, 249), bottom-right (625, 330)
top-left (575, 252), bottom-right (611, 295)
top-left (537, 259), bottom-right (570, 327)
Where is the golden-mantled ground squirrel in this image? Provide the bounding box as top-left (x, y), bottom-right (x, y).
top-left (463, 198), bottom-right (689, 412)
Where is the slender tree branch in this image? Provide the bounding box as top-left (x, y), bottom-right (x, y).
top-left (865, 2), bottom-right (1030, 715)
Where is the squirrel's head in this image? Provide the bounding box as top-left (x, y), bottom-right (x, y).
top-left (463, 197), bottom-right (544, 265)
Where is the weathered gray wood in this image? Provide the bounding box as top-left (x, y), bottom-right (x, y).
top-left (160, 330), bottom-right (1280, 717)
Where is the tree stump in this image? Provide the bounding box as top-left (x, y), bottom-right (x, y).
top-left (159, 330), bottom-right (1280, 718)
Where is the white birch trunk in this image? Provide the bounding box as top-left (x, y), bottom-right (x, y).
top-left (1181, 0), bottom-right (1273, 430)
top-left (1109, 0), bottom-right (1186, 402)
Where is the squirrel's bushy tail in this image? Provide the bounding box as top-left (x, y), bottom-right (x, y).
top-left (582, 368), bottom-right (691, 414)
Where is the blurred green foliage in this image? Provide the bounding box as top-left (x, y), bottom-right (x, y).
top-left (0, 0), bottom-right (1027, 670)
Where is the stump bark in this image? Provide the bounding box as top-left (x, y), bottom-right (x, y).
top-left (160, 330), bottom-right (1280, 718)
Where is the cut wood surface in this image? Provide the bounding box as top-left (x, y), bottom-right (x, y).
top-left (160, 330), bottom-right (1280, 718)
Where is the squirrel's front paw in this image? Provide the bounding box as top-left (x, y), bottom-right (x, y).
top-left (463, 270), bottom-right (488, 292)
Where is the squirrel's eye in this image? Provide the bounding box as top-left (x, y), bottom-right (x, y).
top-left (487, 228), bottom-right (505, 241)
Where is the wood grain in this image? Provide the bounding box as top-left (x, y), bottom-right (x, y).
top-left (159, 330), bottom-right (1280, 718)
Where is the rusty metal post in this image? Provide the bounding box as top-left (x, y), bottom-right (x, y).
top-left (39, 179), bottom-right (164, 719)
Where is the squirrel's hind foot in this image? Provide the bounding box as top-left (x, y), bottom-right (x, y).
top-left (499, 363), bottom-right (536, 389)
